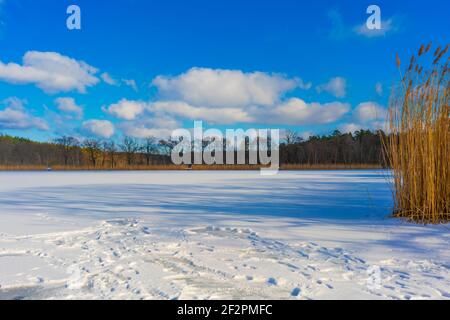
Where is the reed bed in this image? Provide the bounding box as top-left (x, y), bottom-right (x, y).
top-left (384, 44), bottom-right (449, 224)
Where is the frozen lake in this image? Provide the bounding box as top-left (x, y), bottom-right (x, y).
top-left (0, 171), bottom-right (449, 299)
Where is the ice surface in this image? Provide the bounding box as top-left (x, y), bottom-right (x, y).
top-left (0, 171), bottom-right (449, 300)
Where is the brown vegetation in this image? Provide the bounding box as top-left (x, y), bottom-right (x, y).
top-left (384, 44), bottom-right (449, 224)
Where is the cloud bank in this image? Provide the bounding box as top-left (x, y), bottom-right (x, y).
top-left (82, 120), bottom-right (115, 138)
top-left (55, 97), bottom-right (83, 119)
top-left (152, 68), bottom-right (308, 108)
top-left (0, 51), bottom-right (99, 93)
top-left (316, 77), bottom-right (347, 98)
top-left (339, 101), bottom-right (388, 133)
top-left (100, 68), bottom-right (352, 137)
top-left (0, 97), bottom-right (48, 131)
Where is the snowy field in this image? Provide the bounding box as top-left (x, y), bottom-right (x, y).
top-left (0, 170), bottom-right (449, 300)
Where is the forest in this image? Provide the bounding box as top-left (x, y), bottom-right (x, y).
top-left (0, 129), bottom-right (386, 169)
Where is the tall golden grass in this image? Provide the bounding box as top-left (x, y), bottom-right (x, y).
top-left (384, 44), bottom-right (449, 224)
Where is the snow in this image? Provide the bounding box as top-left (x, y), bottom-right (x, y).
top-left (0, 170), bottom-right (449, 300)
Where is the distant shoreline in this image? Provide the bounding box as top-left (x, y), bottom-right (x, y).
top-left (0, 164), bottom-right (384, 172)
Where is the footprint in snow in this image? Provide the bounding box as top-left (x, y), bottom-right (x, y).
top-left (267, 277), bottom-right (277, 286)
top-left (291, 287), bottom-right (301, 297)
top-left (317, 279), bottom-right (333, 289)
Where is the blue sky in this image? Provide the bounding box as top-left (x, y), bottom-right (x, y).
top-left (0, 0), bottom-right (448, 141)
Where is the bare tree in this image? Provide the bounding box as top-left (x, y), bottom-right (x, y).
top-left (54, 136), bottom-right (79, 166)
top-left (103, 141), bottom-right (117, 169)
top-left (284, 130), bottom-right (302, 145)
top-left (120, 136), bottom-right (139, 166)
top-left (157, 139), bottom-right (178, 164)
top-left (83, 139), bottom-right (101, 167)
top-left (158, 139), bottom-right (176, 156)
top-left (141, 136), bottom-right (157, 166)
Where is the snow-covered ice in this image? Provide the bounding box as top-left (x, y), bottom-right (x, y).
top-left (0, 170), bottom-right (449, 300)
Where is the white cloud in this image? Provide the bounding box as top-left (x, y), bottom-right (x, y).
top-left (339, 101), bottom-right (388, 133)
top-left (100, 74), bottom-right (138, 91)
top-left (0, 51), bottom-right (99, 93)
top-left (316, 77), bottom-right (347, 98)
top-left (269, 98), bottom-right (350, 125)
top-left (339, 121), bottom-right (388, 134)
top-left (1, 96), bottom-right (22, 109)
top-left (152, 67), bottom-right (304, 108)
top-left (371, 120), bottom-right (389, 132)
top-left (99, 69), bottom-right (351, 133)
top-left (101, 73), bottom-right (139, 92)
top-left (354, 18), bottom-right (398, 38)
top-left (122, 79), bottom-right (138, 91)
top-left (0, 97), bottom-right (48, 131)
top-left (149, 101), bottom-right (254, 125)
top-left (104, 99), bottom-right (146, 120)
top-left (375, 82), bottom-right (383, 96)
top-left (55, 97), bottom-right (83, 119)
top-left (119, 116), bottom-right (180, 139)
top-left (120, 123), bottom-right (174, 139)
top-left (107, 95), bottom-right (350, 127)
top-left (0, 108), bottom-right (48, 130)
top-left (354, 101), bottom-right (387, 123)
top-left (329, 9), bottom-right (399, 40)
top-left (126, 98), bottom-right (350, 126)
top-left (101, 72), bottom-right (118, 86)
top-left (338, 123), bottom-right (363, 134)
top-left (81, 120), bottom-right (114, 138)
top-left (300, 131), bottom-right (314, 140)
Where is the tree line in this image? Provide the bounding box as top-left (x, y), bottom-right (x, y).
top-left (0, 135), bottom-right (170, 168)
top-left (280, 129), bottom-right (386, 166)
top-left (0, 129), bottom-right (386, 168)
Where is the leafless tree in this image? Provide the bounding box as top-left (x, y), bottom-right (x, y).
top-left (158, 139), bottom-right (176, 156)
top-left (284, 130), bottom-right (302, 145)
top-left (103, 141), bottom-right (117, 169)
top-left (54, 136), bottom-right (79, 166)
top-left (141, 136), bottom-right (157, 166)
top-left (83, 139), bottom-right (102, 167)
top-left (120, 136), bottom-right (139, 166)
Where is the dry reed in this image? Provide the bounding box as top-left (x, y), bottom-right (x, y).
top-left (384, 44), bottom-right (449, 224)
